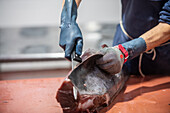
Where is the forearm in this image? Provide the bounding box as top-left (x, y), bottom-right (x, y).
top-left (120, 22), bottom-right (170, 61)
top-left (62, 0), bottom-right (82, 8)
top-left (141, 22), bottom-right (170, 51)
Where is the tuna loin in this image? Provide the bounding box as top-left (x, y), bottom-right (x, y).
top-left (56, 49), bottom-right (129, 113)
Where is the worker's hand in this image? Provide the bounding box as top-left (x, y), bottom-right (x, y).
top-left (59, 23), bottom-right (83, 61)
top-left (96, 47), bottom-right (124, 75)
top-left (59, 0), bottom-right (83, 61)
top-left (96, 38), bottom-right (147, 75)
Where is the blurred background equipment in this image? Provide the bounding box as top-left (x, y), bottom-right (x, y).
top-left (0, 0), bottom-right (121, 80)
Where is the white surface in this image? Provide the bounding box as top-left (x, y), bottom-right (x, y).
top-left (0, 0), bottom-right (121, 28)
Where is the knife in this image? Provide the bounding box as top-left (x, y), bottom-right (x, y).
top-left (71, 49), bottom-right (82, 100)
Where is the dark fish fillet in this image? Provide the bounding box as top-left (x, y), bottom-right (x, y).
top-left (56, 49), bottom-right (129, 113)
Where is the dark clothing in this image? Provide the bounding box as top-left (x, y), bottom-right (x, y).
top-left (122, 0), bottom-right (170, 38)
top-left (113, 0), bottom-right (170, 75)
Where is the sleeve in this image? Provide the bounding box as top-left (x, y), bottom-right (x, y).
top-left (159, 0), bottom-right (170, 25)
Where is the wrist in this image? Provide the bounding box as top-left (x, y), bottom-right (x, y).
top-left (121, 37), bottom-right (147, 60)
top-left (61, 0), bottom-right (78, 25)
top-left (115, 45), bottom-right (129, 63)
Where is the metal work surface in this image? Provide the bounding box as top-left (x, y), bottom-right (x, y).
top-left (0, 75), bottom-right (170, 113)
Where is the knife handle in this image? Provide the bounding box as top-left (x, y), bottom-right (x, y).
top-left (71, 49), bottom-right (82, 63)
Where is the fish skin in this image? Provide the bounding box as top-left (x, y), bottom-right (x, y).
top-left (56, 49), bottom-right (130, 113)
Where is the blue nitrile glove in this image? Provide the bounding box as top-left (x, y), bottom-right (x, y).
top-left (59, 0), bottom-right (83, 61)
top-left (96, 38), bottom-right (146, 75)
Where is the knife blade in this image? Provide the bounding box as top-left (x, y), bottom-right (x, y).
top-left (71, 49), bottom-right (82, 100)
